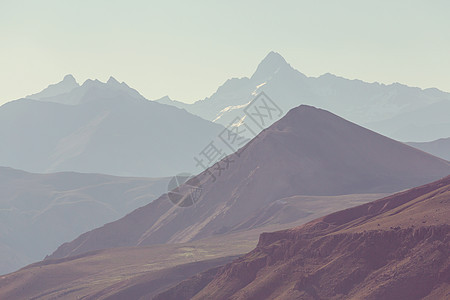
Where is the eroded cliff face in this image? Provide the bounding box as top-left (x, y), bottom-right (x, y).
top-left (192, 225), bottom-right (449, 300)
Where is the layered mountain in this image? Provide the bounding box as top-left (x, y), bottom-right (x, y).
top-left (164, 175), bottom-right (450, 300)
top-left (156, 95), bottom-right (191, 110)
top-left (0, 76), bottom-right (226, 177)
top-left (157, 51), bottom-right (450, 141)
top-left (27, 75), bottom-right (145, 105)
top-left (48, 105), bottom-right (450, 260)
top-left (408, 137), bottom-right (450, 161)
top-left (366, 99), bottom-right (450, 142)
top-left (0, 166), bottom-right (168, 275)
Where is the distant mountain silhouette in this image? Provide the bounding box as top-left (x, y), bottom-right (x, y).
top-left (27, 75), bottom-right (146, 105)
top-left (0, 76), bottom-right (226, 177)
top-left (408, 137), bottom-right (450, 161)
top-left (26, 74), bottom-right (79, 100)
top-left (157, 51), bottom-right (450, 142)
top-left (156, 95), bottom-right (191, 109)
top-left (48, 105), bottom-right (450, 260)
top-left (366, 99), bottom-right (450, 142)
top-left (0, 166), bottom-right (169, 275)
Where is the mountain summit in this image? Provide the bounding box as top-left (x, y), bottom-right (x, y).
top-left (106, 76), bottom-right (121, 85)
top-left (62, 74), bottom-right (77, 83)
top-left (251, 51), bottom-right (292, 83)
top-left (26, 74), bottom-right (79, 100)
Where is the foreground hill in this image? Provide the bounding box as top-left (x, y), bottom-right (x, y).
top-left (48, 105), bottom-right (450, 260)
top-left (0, 167), bottom-right (168, 275)
top-left (0, 76), bottom-right (225, 177)
top-left (408, 137), bottom-right (450, 161)
top-left (160, 175), bottom-right (450, 300)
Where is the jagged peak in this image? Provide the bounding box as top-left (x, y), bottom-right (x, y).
top-left (26, 74), bottom-right (79, 100)
top-left (107, 76), bottom-right (121, 85)
top-left (262, 51), bottom-right (288, 66)
top-left (251, 51), bottom-right (292, 82)
top-left (62, 74), bottom-right (77, 83)
top-left (81, 78), bottom-right (103, 88)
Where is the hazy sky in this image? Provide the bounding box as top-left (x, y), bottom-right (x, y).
top-left (1, 0), bottom-right (449, 105)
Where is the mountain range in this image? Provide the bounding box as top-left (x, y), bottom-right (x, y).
top-left (47, 105), bottom-right (450, 260)
top-left (0, 167), bottom-right (168, 275)
top-left (157, 51), bottom-right (450, 142)
top-left (26, 74), bottom-right (80, 100)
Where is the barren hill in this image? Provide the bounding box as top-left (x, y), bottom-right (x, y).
top-left (48, 105), bottom-right (450, 260)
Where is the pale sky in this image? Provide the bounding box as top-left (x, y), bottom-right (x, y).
top-left (1, 0), bottom-right (449, 105)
